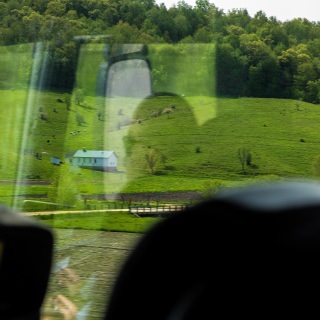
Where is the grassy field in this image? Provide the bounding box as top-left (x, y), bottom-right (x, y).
top-left (1, 91), bottom-right (320, 210)
top-left (34, 210), bottom-right (160, 233)
top-left (1, 42), bottom-right (320, 215)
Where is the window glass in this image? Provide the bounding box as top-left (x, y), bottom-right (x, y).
top-left (1, 2), bottom-right (320, 319)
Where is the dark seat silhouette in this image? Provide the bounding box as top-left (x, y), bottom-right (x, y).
top-left (104, 180), bottom-right (320, 319)
top-left (0, 204), bottom-right (53, 320)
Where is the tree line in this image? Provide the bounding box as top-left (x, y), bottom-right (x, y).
top-left (1, 0), bottom-right (320, 103)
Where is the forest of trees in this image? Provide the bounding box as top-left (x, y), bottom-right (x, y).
top-left (2, 0), bottom-right (320, 103)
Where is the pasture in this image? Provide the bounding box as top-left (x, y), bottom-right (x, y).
top-left (1, 42), bottom-right (320, 213)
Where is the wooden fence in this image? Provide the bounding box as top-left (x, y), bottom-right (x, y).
top-left (129, 204), bottom-right (188, 217)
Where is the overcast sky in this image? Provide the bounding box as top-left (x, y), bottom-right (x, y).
top-left (156, 0), bottom-right (320, 22)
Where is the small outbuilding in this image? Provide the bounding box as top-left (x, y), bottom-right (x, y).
top-left (51, 156), bottom-right (62, 165)
top-left (72, 149), bottom-right (118, 172)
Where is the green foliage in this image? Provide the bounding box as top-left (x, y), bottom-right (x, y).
top-left (74, 88), bottom-right (85, 105)
top-left (1, 1), bottom-right (320, 102)
top-left (149, 43), bottom-right (216, 96)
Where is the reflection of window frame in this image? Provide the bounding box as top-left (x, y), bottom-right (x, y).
top-left (97, 44), bottom-right (153, 97)
top-left (107, 59), bottom-right (152, 98)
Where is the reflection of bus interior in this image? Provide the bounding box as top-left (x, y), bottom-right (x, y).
top-left (2, 30), bottom-right (320, 319)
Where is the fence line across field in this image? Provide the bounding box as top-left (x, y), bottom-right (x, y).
top-left (129, 204), bottom-right (188, 217)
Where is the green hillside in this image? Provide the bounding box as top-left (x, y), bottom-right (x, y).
top-left (123, 95), bottom-right (320, 186)
top-left (1, 89), bottom-right (320, 209)
top-left (2, 43), bottom-right (320, 211)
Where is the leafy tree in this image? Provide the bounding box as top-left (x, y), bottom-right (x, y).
top-left (216, 43), bottom-right (248, 96)
top-left (240, 35), bottom-right (270, 66)
top-left (30, 0), bottom-right (48, 14)
top-left (74, 88), bottom-right (85, 105)
top-left (22, 10), bottom-right (43, 41)
top-left (295, 61), bottom-right (317, 99)
top-left (109, 21), bottom-right (143, 43)
top-left (45, 0), bottom-right (67, 17)
top-left (118, 0), bottom-right (147, 29)
top-left (174, 0), bottom-right (198, 36)
top-left (173, 14), bottom-right (191, 40)
top-left (195, 0), bottom-right (212, 11)
top-left (305, 79), bottom-right (320, 103)
top-left (193, 26), bottom-right (212, 42)
top-left (226, 8), bottom-right (251, 29)
top-left (247, 54), bottom-right (281, 97)
top-left (6, 0), bottom-right (23, 11)
top-left (283, 18), bottom-right (313, 43)
top-left (0, 2), bottom-right (8, 22)
top-left (224, 24), bottom-right (245, 48)
top-left (278, 48), bottom-right (299, 97)
top-left (146, 4), bottom-right (177, 42)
